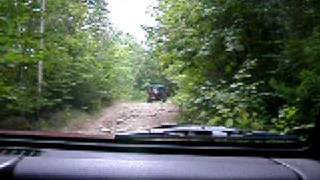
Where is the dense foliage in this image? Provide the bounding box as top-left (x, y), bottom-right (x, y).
top-left (0, 0), bottom-right (160, 129)
top-left (150, 0), bottom-right (320, 133)
top-left (1, 0), bottom-right (319, 134)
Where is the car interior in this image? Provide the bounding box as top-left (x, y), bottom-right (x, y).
top-left (0, 119), bottom-right (319, 180)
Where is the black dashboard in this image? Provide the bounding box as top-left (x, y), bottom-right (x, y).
top-left (0, 145), bottom-right (318, 180)
top-left (0, 129), bottom-right (319, 180)
top-left (10, 150), bottom-right (320, 180)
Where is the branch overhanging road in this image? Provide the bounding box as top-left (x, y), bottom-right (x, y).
top-left (70, 102), bottom-right (180, 138)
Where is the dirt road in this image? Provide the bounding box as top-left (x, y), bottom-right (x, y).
top-left (70, 102), bottom-right (180, 138)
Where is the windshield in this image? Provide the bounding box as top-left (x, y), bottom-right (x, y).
top-left (0, 0), bottom-right (318, 142)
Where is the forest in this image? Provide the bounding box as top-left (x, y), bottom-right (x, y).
top-left (0, 0), bottom-right (319, 135)
top-left (0, 0), bottom-right (163, 130)
top-left (148, 0), bottom-right (320, 134)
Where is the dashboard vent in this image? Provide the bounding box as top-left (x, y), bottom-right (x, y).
top-left (0, 148), bottom-right (41, 157)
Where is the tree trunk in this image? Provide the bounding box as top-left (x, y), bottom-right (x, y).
top-left (38, 0), bottom-right (46, 95)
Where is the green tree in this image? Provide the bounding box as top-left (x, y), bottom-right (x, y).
top-left (149, 0), bottom-right (320, 133)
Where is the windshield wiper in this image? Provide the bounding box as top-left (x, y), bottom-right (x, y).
top-left (115, 125), bottom-right (300, 143)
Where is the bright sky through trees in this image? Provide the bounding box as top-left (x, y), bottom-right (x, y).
top-left (107, 0), bottom-right (156, 43)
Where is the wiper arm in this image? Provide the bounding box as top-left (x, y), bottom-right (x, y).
top-left (115, 126), bottom-right (300, 143)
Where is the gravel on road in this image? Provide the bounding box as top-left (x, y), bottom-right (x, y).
top-left (70, 102), bottom-right (180, 138)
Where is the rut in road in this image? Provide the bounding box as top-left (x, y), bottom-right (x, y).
top-left (73, 102), bottom-right (180, 138)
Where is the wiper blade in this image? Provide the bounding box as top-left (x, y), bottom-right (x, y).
top-left (115, 125), bottom-right (301, 143)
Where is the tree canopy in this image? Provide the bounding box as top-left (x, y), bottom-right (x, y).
top-left (0, 0), bottom-right (319, 135)
top-left (149, 0), bottom-right (320, 133)
top-left (0, 0), bottom-right (161, 129)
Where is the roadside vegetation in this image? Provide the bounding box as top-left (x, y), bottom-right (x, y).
top-left (0, 0), bottom-right (163, 130)
top-left (1, 0), bottom-right (319, 135)
top-left (148, 0), bottom-right (320, 134)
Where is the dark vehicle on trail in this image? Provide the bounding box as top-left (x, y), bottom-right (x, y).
top-left (147, 84), bottom-right (169, 102)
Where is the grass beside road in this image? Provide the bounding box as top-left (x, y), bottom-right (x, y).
top-left (35, 108), bottom-right (103, 131)
top-left (0, 108), bottom-right (103, 132)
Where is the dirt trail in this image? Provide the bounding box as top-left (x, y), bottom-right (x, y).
top-left (71, 102), bottom-right (180, 138)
